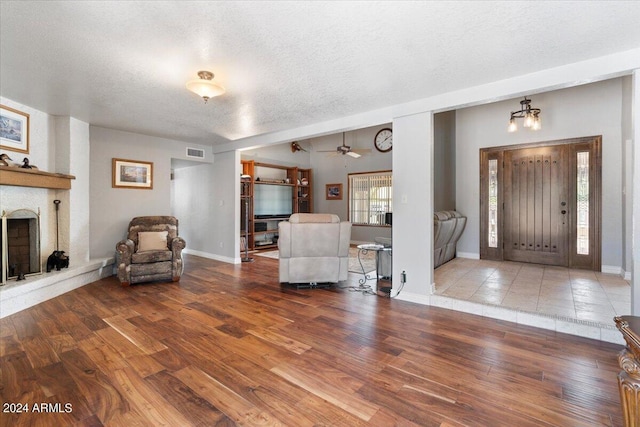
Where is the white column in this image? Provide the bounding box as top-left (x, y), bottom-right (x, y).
top-left (210, 150), bottom-right (240, 263)
top-left (54, 117), bottom-right (91, 264)
top-left (632, 69), bottom-right (640, 315)
top-left (392, 111), bottom-right (434, 302)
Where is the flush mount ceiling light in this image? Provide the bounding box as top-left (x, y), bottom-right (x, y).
top-left (186, 71), bottom-right (225, 103)
top-left (508, 97), bottom-right (541, 132)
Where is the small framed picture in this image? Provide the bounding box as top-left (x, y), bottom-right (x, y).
top-left (326, 183), bottom-right (342, 200)
top-left (0, 104), bottom-right (30, 154)
top-left (112, 158), bottom-right (153, 189)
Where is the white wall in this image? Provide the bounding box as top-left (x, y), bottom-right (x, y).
top-left (622, 75), bottom-right (633, 277)
top-left (393, 111), bottom-right (433, 300)
top-left (434, 111), bottom-right (456, 211)
top-left (172, 163), bottom-right (212, 256)
top-left (455, 79), bottom-right (625, 269)
top-left (54, 117), bottom-right (91, 263)
top-left (310, 126), bottom-right (393, 243)
top-left (173, 150), bottom-right (239, 263)
top-left (632, 69), bottom-right (640, 314)
top-left (89, 126), bottom-right (211, 258)
top-left (213, 150), bottom-right (240, 261)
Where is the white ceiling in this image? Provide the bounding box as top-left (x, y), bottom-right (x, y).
top-left (2, 1), bottom-right (640, 148)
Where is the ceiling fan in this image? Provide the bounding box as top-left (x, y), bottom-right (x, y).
top-left (318, 133), bottom-right (370, 158)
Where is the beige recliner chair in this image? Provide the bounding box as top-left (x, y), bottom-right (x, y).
top-left (278, 213), bottom-right (352, 287)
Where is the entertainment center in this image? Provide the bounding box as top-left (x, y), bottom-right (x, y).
top-left (241, 160), bottom-right (312, 251)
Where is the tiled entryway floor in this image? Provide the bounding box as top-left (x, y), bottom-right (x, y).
top-left (434, 258), bottom-right (631, 326)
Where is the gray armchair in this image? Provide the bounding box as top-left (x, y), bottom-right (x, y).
top-left (116, 216), bottom-right (186, 286)
top-left (434, 211), bottom-right (466, 267)
top-left (278, 213), bottom-right (351, 286)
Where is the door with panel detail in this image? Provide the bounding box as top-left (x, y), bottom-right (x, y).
top-left (503, 145), bottom-right (570, 266)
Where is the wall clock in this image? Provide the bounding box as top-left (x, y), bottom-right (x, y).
top-left (374, 128), bottom-right (392, 152)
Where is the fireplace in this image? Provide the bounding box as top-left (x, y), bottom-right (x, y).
top-left (1, 209), bottom-right (41, 284)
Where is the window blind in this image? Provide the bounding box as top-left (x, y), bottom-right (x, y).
top-left (348, 171), bottom-right (392, 225)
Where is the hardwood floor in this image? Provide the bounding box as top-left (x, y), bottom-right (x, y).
top-left (0, 254), bottom-right (626, 426)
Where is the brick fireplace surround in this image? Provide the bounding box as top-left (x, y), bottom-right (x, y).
top-left (0, 159), bottom-right (114, 318)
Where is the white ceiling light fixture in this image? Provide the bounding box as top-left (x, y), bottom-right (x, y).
top-left (508, 97), bottom-right (541, 132)
top-left (186, 70), bottom-right (225, 103)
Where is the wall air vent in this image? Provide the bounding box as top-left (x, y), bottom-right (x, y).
top-left (186, 147), bottom-right (205, 159)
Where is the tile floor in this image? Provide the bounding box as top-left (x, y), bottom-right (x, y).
top-left (434, 258), bottom-right (631, 327)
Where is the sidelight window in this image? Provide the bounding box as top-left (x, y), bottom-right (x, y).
top-left (576, 151), bottom-right (589, 255)
top-left (488, 159), bottom-right (498, 248)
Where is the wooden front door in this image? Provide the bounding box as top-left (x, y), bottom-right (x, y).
top-left (503, 145), bottom-right (569, 266)
top-left (480, 136), bottom-right (601, 270)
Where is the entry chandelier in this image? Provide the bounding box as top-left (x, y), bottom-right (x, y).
top-left (186, 71), bottom-right (225, 103)
top-left (507, 97), bottom-right (541, 132)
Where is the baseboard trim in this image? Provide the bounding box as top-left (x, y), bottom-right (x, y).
top-left (457, 252), bottom-right (480, 259)
top-left (183, 248), bottom-right (239, 264)
top-left (601, 265), bottom-right (623, 276)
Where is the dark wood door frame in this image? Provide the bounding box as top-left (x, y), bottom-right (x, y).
top-left (479, 136), bottom-right (602, 270)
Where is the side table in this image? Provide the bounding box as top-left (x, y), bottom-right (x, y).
top-left (615, 315), bottom-right (640, 426)
top-left (356, 244), bottom-right (392, 297)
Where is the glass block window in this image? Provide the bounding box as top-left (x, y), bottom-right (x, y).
top-left (576, 151), bottom-right (589, 255)
top-left (348, 171), bottom-right (392, 226)
top-left (488, 159), bottom-right (498, 248)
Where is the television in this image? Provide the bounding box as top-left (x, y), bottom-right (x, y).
top-left (254, 184), bottom-right (293, 218)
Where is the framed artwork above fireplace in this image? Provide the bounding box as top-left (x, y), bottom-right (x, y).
top-left (0, 104), bottom-right (30, 154)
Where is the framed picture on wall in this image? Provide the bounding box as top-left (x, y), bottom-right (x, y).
top-left (326, 183), bottom-right (342, 200)
top-left (112, 158), bottom-right (153, 189)
top-left (0, 104), bottom-right (30, 154)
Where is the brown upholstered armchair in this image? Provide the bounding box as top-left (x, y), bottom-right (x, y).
top-left (116, 216), bottom-right (186, 286)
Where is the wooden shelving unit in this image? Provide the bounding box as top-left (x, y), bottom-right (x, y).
top-left (240, 160), bottom-right (312, 252)
top-left (295, 168), bottom-right (312, 214)
top-left (240, 161), bottom-right (255, 252)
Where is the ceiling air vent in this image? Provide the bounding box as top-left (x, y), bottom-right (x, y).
top-left (186, 147), bottom-right (205, 159)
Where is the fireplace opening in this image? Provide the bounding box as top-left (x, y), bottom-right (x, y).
top-left (1, 209), bottom-right (41, 284)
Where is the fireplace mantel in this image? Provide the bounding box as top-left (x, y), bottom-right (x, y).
top-left (0, 166), bottom-right (75, 190)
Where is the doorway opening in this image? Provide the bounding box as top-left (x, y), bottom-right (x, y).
top-left (479, 136), bottom-right (601, 270)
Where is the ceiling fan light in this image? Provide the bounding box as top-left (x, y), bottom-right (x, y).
top-left (186, 71), bottom-right (225, 102)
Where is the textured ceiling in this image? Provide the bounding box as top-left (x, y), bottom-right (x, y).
top-left (2, 1), bottom-right (640, 147)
